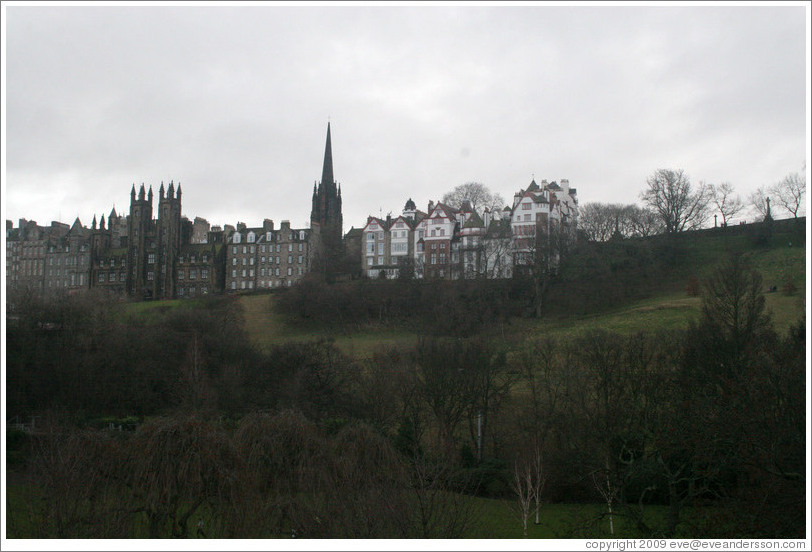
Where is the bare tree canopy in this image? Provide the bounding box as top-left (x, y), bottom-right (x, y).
top-left (641, 169), bottom-right (710, 234)
top-left (709, 182), bottom-right (745, 226)
top-left (770, 171), bottom-right (806, 218)
top-left (748, 186), bottom-right (771, 220)
top-left (442, 182), bottom-right (505, 214)
top-left (580, 202), bottom-right (663, 241)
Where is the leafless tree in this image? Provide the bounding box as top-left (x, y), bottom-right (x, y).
top-left (770, 171), bottom-right (806, 218)
top-left (709, 182), bottom-right (745, 226)
top-left (512, 458), bottom-right (535, 537)
top-left (511, 445), bottom-right (546, 537)
top-left (442, 182), bottom-right (506, 214)
top-left (641, 169), bottom-right (710, 233)
top-left (626, 205), bottom-right (664, 237)
top-left (748, 186), bottom-right (772, 220)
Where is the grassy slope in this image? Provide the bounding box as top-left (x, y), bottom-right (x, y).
top-left (238, 234), bottom-right (805, 355)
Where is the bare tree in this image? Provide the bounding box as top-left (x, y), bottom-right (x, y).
top-left (626, 205), bottom-right (664, 237)
top-left (641, 169), bottom-right (710, 233)
top-left (770, 171), bottom-right (806, 218)
top-left (749, 186), bottom-right (772, 220)
top-left (578, 203), bottom-right (618, 242)
top-left (442, 182), bottom-right (505, 214)
top-left (512, 458), bottom-right (535, 537)
top-left (709, 182), bottom-right (745, 226)
top-left (512, 445), bottom-right (546, 537)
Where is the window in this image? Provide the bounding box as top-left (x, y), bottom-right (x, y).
top-left (242, 258), bottom-right (247, 266)
top-left (377, 243), bottom-right (384, 254)
top-left (201, 269), bottom-right (209, 280)
top-left (178, 287), bottom-right (184, 297)
top-left (242, 246), bottom-right (247, 254)
top-left (242, 269), bottom-right (247, 277)
top-left (366, 242), bottom-right (375, 254)
top-left (250, 258), bottom-right (254, 265)
top-left (232, 246), bottom-right (237, 255)
top-left (232, 269), bottom-right (237, 277)
top-left (287, 255), bottom-right (292, 264)
top-left (247, 233), bottom-right (255, 243)
top-left (378, 256), bottom-right (384, 265)
top-left (287, 267), bottom-right (292, 276)
top-left (367, 257), bottom-right (374, 266)
top-left (179, 270), bottom-right (185, 280)
top-left (189, 269), bottom-right (197, 280)
top-left (148, 253), bottom-right (155, 264)
top-left (110, 259), bottom-right (115, 267)
top-left (250, 245), bottom-right (255, 254)
top-left (298, 255), bottom-right (303, 264)
top-left (522, 203), bottom-right (531, 210)
top-left (231, 281), bottom-right (236, 290)
top-left (99, 273), bottom-right (106, 283)
top-left (288, 244), bottom-right (293, 252)
top-left (147, 271), bottom-right (154, 281)
top-left (298, 243), bottom-right (303, 252)
top-left (261, 268), bottom-right (266, 276)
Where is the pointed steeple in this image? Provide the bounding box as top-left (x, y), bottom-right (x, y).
top-left (100, 215), bottom-right (106, 230)
top-left (92, 215), bottom-right (97, 230)
top-left (138, 184), bottom-right (146, 201)
top-left (176, 183), bottom-right (181, 199)
top-left (321, 122), bottom-right (334, 187)
top-left (159, 181), bottom-right (165, 199)
top-left (131, 184), bottom-right (136, 201)
top-left (109, 205), bottom-right (117, 220)
top-left (148, 185), bottom-right (154, 203)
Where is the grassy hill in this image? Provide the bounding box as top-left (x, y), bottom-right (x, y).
top-left (236, 222), bottom-right (805, 357)
top-left (122, 219), bottom-right (805, 357)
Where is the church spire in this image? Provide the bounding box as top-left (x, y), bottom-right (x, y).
top-left (321, 122), bottom-right (334, 188)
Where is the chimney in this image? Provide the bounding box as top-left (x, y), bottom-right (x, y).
top-left (263, 219), bottom-right (275, 232)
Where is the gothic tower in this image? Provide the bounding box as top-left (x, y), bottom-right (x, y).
top-left (309, 123), bottom-right (344, 278)
top-left (126, 184), bottom-right (153, 298)
top-left (155, 181), bottom-right (182, 299)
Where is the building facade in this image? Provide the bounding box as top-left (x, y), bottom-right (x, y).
top-left (5, 125), bottom-right (343, 301)
top-left (359, 178), bottom-right (579, 280)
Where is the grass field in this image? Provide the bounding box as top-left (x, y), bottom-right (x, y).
top-left (4, 481), bottom-right (684, 539)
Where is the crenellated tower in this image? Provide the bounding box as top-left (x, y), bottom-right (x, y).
top-left (155, 181), bottom-right (182, 299)
top-left (126, 184), bottom-right (153, 298)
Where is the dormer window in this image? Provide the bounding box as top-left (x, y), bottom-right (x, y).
top-left (247, 232), bottom-right (256, 243)
top-left (233, 232), bottom-right (242, 244)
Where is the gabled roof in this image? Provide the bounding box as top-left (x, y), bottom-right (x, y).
top-left (546, 181), bottom-right (561, 191)
top-left (526, 179), bottom-right (540, 192)
top-left (362, 216), bottom-right (388, 232)
top-left (430, 202), bottom-right (458, 219)
top-left (462, 211), bottom-right (485, 229)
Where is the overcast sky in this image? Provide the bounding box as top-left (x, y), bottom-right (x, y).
top-left (2, 2), bottom-right (809, 233)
